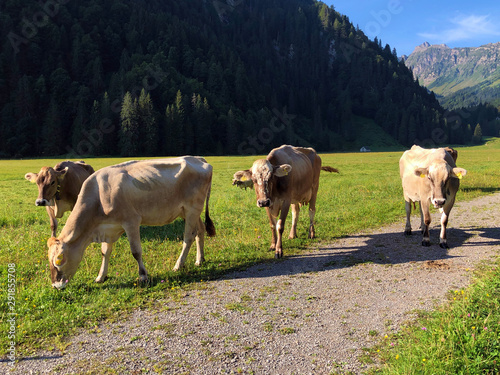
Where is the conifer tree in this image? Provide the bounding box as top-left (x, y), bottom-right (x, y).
top-left (120, 92), bottom-right (138, 156)
top-left (472, 124), bottom-right (483, 144)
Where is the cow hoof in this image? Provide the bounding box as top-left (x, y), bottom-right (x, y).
top-left (95, 276), bottom-right (108, 283)
top-left (421, 240), bottom-right (431, 247)
top-left (275, 252), bottom-right (283, 259)
top-left (195, 258), bottom-right (205, 267)
top-left (404, 230), bottom-right (412, 236)
top-left (439, 242), bottom-right (449, 249)
top-left (95, 276), bottom-right (107, 283)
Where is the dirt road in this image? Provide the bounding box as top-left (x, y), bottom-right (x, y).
top-left (5, 192), bottom-right (500, 374)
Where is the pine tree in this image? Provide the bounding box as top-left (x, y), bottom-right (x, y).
top-left (472, 123), bottom-right (483, 144)
top-left (120, 92), bottom-right (138, 156)
top-left (138, 89), bottom-right (158, 155)
top-left (42, 98), bottom-right (63, 156)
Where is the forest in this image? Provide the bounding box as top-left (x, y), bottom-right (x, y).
top-left (0, 0), bottom-right (497, 158)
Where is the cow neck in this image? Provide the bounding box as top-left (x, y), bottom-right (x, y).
top-left (58, 199), bottom-right (98, 252)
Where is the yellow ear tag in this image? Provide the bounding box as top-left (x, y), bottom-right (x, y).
top-left (456, 172), bottom-right (462, 179)
top-left (420, 174), bottom-right (426, 178)
top-left (284, 170), bottom-right (289, 176)
top-left (241, 176), bottom-right (247, 181)
top-left (55, 259), bottom-right (62, 266)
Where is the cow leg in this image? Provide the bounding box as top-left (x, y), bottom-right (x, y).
top-left (95, 242), bottom-right (113, 283)
top-left (124, 224), bottom-right (148, 282)
top-left (289, 204), bottom-right (299, 239)
top-left (419, 203), bottom-right (425, 233)
top-left (266, 208), bottom-right (278, 252)
top-left (420, 201), bottom-right (431, 247)
top-left (404, 200), bottom-right (412, 235)
top-left (275, 203), bottom-right (290, 259)
top-left (308, 199), bottom-right (317, 239)
top-left (173, 213), bottom-right (198, 271)
top-left (194, 217), bottom-right (205, 267)
top-left (439, 198), bottom-right (455, 249)
top-left (46, 206), bottom-right (57, 237)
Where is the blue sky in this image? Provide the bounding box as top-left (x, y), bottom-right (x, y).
top-left (323, 0), bottom-right (500, 56)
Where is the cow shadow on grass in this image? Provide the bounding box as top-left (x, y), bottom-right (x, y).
top-left (224, 224), bottom-right (500, 280)
top-left (79, 224), bottom-right (500, 290)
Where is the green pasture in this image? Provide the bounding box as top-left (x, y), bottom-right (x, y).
top-left (1, 140), bottom-right (500, 365)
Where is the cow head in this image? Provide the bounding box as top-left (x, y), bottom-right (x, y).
top-left (25, 166), bottom-right (68, 206)
top-left (414, 163), bottom-right (467, 208)
top-left (47, 237), bottom-right (81, 290)
top-left (233, 160), bottom-right (292, 208)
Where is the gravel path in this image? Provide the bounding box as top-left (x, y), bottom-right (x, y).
top-left (4, 192), bottom-right (500, 375)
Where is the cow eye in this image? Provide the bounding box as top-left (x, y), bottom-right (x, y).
top-left (50, 181), bottom-right (56, 186)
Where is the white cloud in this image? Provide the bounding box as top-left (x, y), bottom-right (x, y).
top-left (418, 14), bottom-right (500, 43)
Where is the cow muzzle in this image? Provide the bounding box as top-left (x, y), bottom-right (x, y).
top-left (432, 198), bottom-right (446, 208)
top-left (52, 279), bottom-right (68, 290)
top-left (257, 199), bottom-right (271, 208)
top-left (35, 198), bottom-right (50, 206)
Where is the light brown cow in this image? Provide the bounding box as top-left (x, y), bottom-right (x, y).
top-left (47, 157), bottom-right (215, 289)
top-left (399, 145), bottom-right (467, 248)
top-left (25, 161), bottom-right (95, 237)
top-left (233, 145), bottom-right (338, 258)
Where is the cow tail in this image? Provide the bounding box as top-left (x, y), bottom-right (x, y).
top-left (321, 166), bottom-right (340, 173)
top-left (204, 184), bottom-right (216, 237)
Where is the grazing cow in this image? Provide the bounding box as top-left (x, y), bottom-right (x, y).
top-left (232, 145), bottom-right (338, 258)
top-left (47, 157), bottom-right (215, 290)
top-left (25, 161), bottom-right (95, 237)
top-left (399, 145), bottom-right (467, 248)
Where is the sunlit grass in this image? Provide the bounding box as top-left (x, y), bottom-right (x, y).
top-left (1, 139), bottom-right (499, 355)
top-left (374, 260), bottom-right (500, 374)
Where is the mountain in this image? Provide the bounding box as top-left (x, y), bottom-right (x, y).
top-left (0, 0), bottom-right (445, 158)
top-left (405, 42), bottom-right (500, 109)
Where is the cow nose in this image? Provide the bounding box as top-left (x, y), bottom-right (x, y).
top-left (35, 199), bottom-right (47, 206)
top-left (433, 198), bottom-right (446, 207)
top-left (257, 199), bottom-right (271, 208)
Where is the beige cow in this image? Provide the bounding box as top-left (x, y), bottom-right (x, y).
top-left (399, 145), bottom-right (467, 248)
top-left (233, 145), bottom-right (338, 258)
top-left (25, 161), bottom-right (95, 236)
top-left (47, 157), bottom-right (215, 289)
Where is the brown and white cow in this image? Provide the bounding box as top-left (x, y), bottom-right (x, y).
top-left (25, 161), bottom-right (95, 237)
top-left (399, 145), bottom-right (467, 248)
top-left (47, 157), bottom-right (215, 289)
top-left (233, 145), bottom-right (338, 258)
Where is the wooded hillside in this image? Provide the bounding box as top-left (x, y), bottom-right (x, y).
top-left (1, 0), bottom-right (447, 157)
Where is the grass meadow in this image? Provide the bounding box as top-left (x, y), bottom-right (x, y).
top-left (1, 139), bottom-right (500, 372)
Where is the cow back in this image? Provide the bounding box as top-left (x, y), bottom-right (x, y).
top-left (78, 157), bottom-right (212, 226)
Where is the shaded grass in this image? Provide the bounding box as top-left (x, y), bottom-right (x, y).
top-left (1, 140), bottom-right (500, 356)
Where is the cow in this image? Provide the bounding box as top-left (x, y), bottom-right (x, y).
top-left (25, 161), bottom-right (95, 237)
top-left (399, 145), bottom-right (467, 248)
top-left (47, 157), bottom-right (215, 290)
top-left (232, 145), bottom-right (339, 258)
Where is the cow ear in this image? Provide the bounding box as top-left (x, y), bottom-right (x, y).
top-left (451, 168), bottom-right (467, 180)
top-left (274, 164), bottom-right (292, 177)
top-left (56, 167), bottom-right (69, 180)
top-left (414, 167), bottom-right (428, 179)
top-left (47, 237), bottom-right (66, 267)
top-left (25, 172), bottom-right (38, 183)
top-left (232, 170), bottom-right (254, 188)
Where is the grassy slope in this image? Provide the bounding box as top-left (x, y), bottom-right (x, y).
top-left (1, 140), bottom-right (499, 357)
